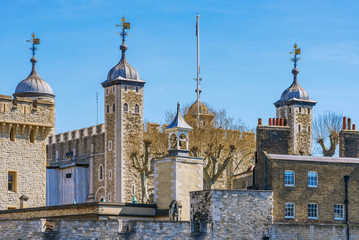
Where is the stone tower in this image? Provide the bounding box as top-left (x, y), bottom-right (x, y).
top-left (0, 34), bottom-right (55, 210)
top-left (274, 44), bottom-right (316, 155)
top-left (154, 103), bottom-right (203, 220)
top-left (101, 25), bottom-right (145, 202)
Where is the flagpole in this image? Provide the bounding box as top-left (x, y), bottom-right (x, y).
top-left (196, 14), bottom-right (200, 128)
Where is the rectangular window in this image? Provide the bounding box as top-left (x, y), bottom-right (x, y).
top-left (56, 150), bottom-right (59, 160)
top-left (334, 204), bottom-right (344, 220)
top-left (285, 203), bottom-right (295, 219)
top-left (108, 141), bottom-right (112, 151)
top-left (8, 171), bottom-right (17, 192)
top-left (108, 193), bottom-right (111, 202)
top-left (308, 171), bottom-right (318, 187)
top-left (308, 203), bottom-right (318, 219)
top-left (66, 173), bottom-right (72, 178)
top-left (284, 170), bottom-right (295, 187)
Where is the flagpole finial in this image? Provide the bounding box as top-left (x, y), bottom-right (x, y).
top-left (26, 32), bottom-right (40, 58)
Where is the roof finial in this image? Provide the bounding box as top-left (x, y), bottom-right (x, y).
top-left (116, 16), bottom-right (131, 54)
top-left (177, 102), bottom-right (180, 114)
top-left (289, 43), bottom-right (301, 69)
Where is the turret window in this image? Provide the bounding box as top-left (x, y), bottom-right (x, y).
top-left (308, 108), bottom-right (311, 114)
top-left (30, 129), bottom-right (35, 143)
top-left (106, 105), bottom-right (110, 114)
top-left (10, 127), bottom-right (15, 142)
top-left (308, 126), bottom-right (311, 132)
top-left (124, 103), bottom-right (128, 112)
top-left (112, 103), bottom-right (115, 112)
top-left (99, 165), bottom-right (104, 180)
top-left (289, 107), bottom-right (291, 114)
top-left (298, 125), bottom-right (301, 132)
top-left (124, 86), bottom-right (128, 91)
top-left (135, 104), bottom-right (139, 113)
top-left (136, 87), bottom-right (139, 92)
top-left (299, 107), bottom-right (302, 113)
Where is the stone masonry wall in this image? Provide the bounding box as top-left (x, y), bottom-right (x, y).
top-left (191, 190), bottom-right (274, 239)
top-left (256, 125), bottom-right (291, 189)
top-left (0, 95), bottom-right (54, 210)
top-left (340, 130), bottom-right (359, 158)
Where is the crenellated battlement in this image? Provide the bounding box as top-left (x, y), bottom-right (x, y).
top-left (0, 95), bottom-right (55, 140)
top-left (47, 124), bottom-right (105, 145)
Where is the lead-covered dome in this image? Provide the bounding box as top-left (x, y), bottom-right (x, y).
top-left (14, 57), bottom-right (54, 100)
top-left (280, 68), bottom-right (310, 101)
top-left (106, 43), bottom-right (140, 81)
top-left (274, 67), bottom-right (316, 107)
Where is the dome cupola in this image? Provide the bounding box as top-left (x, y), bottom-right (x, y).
top-left (14, 33), bottom-right (54, 101)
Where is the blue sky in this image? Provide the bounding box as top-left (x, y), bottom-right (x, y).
top-left (1, 0), bottom-right (358, 133)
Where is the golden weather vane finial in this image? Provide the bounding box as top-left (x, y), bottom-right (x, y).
top-left (289, 43), bottom-right (301, 68)
top-left (115, 16), bottom-right (131, 44)
top-left (26, 32), bottom-right (40, 58)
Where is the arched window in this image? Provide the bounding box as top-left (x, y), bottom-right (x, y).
top-left (179, 134), bottom-right (187, 150)
top-left (170, 134), bottom-right (177, 150)
top-left (124, 103), bottom-right (128, 112)
top-left (135, 104), bottom-right (139, 113)
top-left (99, 165), bottom-right (103, 180)
top-left (30, 129), bottom-right (35, 143)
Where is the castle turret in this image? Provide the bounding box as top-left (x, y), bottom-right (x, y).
top-left (101, 17), bottom-right (145, 203)
top-left (274, 44), bottom-right (316, 155)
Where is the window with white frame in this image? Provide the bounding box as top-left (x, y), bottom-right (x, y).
top-left (308, 171), bottom-right (318, 187)
top-left (285, 203), bottom-right (295, 219)
top-left (284, 170), bottom-right (295, 186)
top-left (308, 203), bottom-right (318, 219)
top-left (334, 204), bottom-right (344, 220)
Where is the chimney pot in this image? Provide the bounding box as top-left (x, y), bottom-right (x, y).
top-left (269, 118), bottom-right (272, 126)
top-left (353, 124), bottom-right (356, 130)
top-left (343, 117), bottom-right (347, 130)
top-left (258, 118), bottom-right (262, 126)
top-left (348, 118), bottom-right (352, 130)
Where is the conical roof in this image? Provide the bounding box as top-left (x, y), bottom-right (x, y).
top-left (14, 57), bottom-right (55, 100)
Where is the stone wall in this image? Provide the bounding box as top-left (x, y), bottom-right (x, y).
top-left (191, 190), bottom-right (273, 239)
top-left (0, 95), bottom-right (54, 210)
top-left (256, 125), bottom-right (291, 189)
top-left (340, 130), bottom-right (359, 158)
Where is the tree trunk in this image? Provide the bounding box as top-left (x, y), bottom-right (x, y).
top-left (141, 172), bottom-right (148, 204)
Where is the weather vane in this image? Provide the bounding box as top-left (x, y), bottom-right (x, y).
top-left (26, 32), bottom-right (40, 58)
top-left (289, 43), bottom-right (301, 68)
top-left (116, 16), bottom-right (131, 44)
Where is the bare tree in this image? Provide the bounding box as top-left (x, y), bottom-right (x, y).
top-left (130, 127), bottom-right (167, 203)
top-left (313, 111), bottom-right (343, 157)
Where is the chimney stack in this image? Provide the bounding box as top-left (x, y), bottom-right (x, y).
top-left (258, 118), bottom-right (262, 126)
top-left (348, 118), bottom-right (352, 130)
top-left (19, 195), bottom-right (29, 209)
top-left (343, 117), bottom-right (347, 130)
